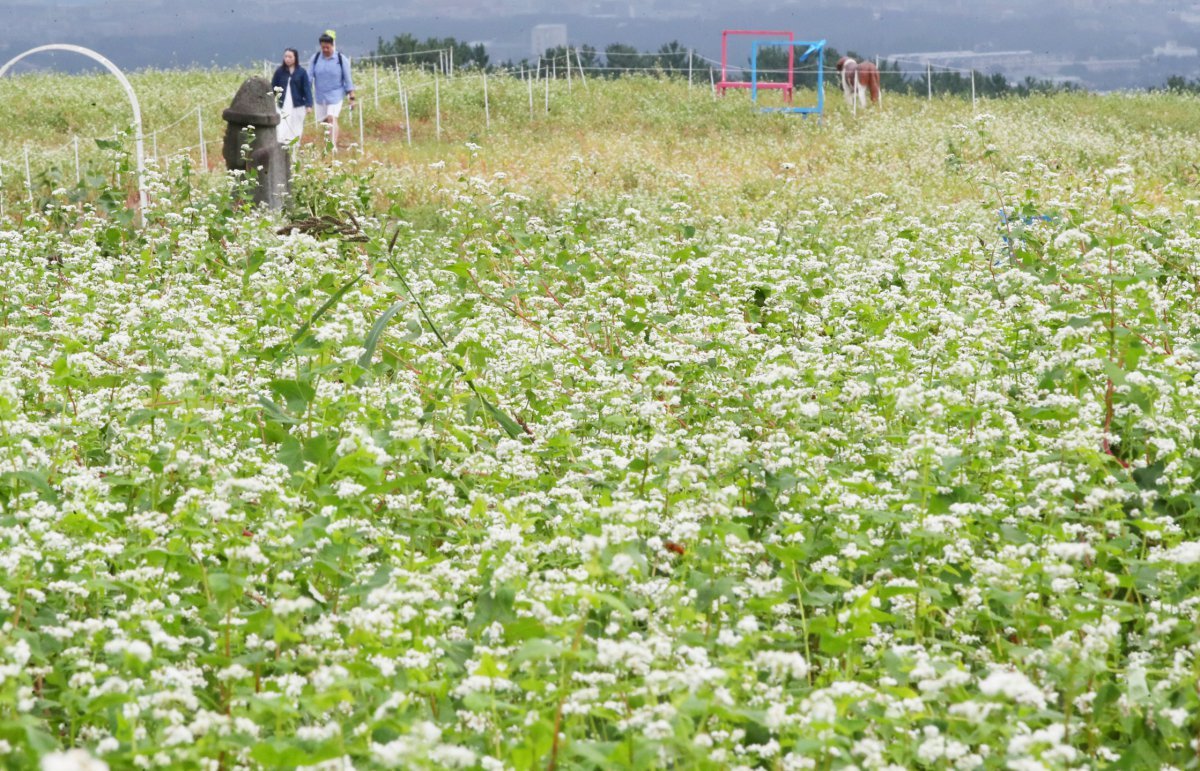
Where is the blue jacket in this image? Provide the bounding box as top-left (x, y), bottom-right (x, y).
top-left (271, 65), bottom-right (314, 109)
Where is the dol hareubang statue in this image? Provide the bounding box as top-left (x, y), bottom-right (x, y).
top-left (222, 77), bottom-right (290, 211)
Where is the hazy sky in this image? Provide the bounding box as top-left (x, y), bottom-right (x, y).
top-left (2, 0), bottom-right (1198, 89)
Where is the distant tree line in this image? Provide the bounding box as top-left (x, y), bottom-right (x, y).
top-left (372, 34), bottom-right (489, 70)
top-left (367, 34), bottom-right (1093, 97)
top-left (1162, 75), bottom-right (1200, 93)
top-left (510, 42), bottom-right (693, 76)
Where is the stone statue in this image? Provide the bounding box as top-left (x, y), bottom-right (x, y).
top-left (222, 77), bottom-right (289, 211)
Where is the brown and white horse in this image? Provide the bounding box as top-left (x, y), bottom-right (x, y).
top-left (836, 57), bottom-right (881, 109)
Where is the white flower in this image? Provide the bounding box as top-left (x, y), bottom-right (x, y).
top-left (1151, 541), bottom-right (1200, 565)
top-left (297, 758), bottom-right (356, 771)
top-left (1047, 542), bottom-right (1095, 561)
top-left (978, 669), bottom-right (1047, 709)
top-left (429, 745), bottom-right (477, 768)
top-left (754, 650), bottom-right (810, 681)
top-left (1150, 436), bottom-right (1177, 457)
top-left (162, 725), bottom-right (194, 747)
top-left (273, 596), bottom-right (316, 616)
top-left (334, 479), bottom-right (366, 499)
top-left (1162, 707), bottom-right (1189, 728)
top-left (41, 750), bottom-right (109, 771)
top-left (102, 639), bottom-right (151, 663)
top-left (736, 615), bottom-right (760, 634)
top-left (6, 639), bottom-right (31, 667)
top-left (217, 664), bottom-right (253, 681)
top-left (609, 553), bottom-right (636, 576)
top-left (94, 738), bottom-right (118, 756)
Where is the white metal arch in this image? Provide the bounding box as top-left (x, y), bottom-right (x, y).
top-left (0, 44), bottom-right (147, 216)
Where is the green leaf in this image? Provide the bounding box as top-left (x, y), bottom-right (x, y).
top-left (0, 471), bottom-right (56, 501)
top-left (503, 617), bottom-right (546, 643)
top-left (821, 573), bottom-right (853, 589)
top-left (292, 271), bottom-right (365, 343)
top-left (270, 378), bottom-right (315, 415)
top-left (590, 591), bottom-right (633, 619)
top-left (570, 741), bottom-right (622, 767)
top-left (15, 717), bottom-right (58, 755)
top-left (277, 435), bottom-right (304, 471)
top-left (480, 394), bottom-right (526, 439)
top-left (470, 583), bottom-right (516, 631)
top-left (252, 739), bottom-right (342, 766)
top-left (357, 300), bottom-right (407, 368)
top-left (244, 247), bottom-right (267, 282)
top-left (258, 396), bottom-right (302, 425)
top-left (512, 638), bottom-right (561, 667)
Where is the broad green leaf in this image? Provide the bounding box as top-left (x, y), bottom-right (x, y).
top-left (357, 299), bottom-right (407, 368)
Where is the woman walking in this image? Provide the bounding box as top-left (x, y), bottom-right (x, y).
top-left (271, 48), bottom-right (313, 147)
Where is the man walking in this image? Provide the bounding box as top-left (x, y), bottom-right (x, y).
top-left (310, 30), bottom-right (356, 148)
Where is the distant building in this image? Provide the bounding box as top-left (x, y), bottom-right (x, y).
top-left (531, 24), bottom-right (568, 57)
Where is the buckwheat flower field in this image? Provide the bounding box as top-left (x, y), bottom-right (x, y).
top-left (2, 72), bottom-right (1200, 768)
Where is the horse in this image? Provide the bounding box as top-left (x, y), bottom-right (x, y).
top-left (836, 56), bottom-right (881, 109)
